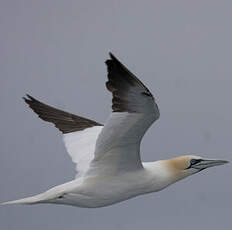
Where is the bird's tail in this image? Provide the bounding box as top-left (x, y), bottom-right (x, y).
top-left (0, 191), bottom-right (55, 205)
top-left (0, 194), bottom-right (45, 205)
top-left (1, 183), bottom-right (67, 206)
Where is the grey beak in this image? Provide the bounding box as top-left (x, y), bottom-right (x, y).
top-left (193, 159), bottom-right (229, 170)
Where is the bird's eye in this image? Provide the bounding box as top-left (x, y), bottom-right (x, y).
top-left (185, 159), bottom-right (203, 169)
top-left (190, 159), bottom-right (202, 165)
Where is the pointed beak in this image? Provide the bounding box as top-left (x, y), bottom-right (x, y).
top-left (192, 159), bottom-right (229, 170)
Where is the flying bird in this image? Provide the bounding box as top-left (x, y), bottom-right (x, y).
top-left (1, 53), bottom-right (228, 208)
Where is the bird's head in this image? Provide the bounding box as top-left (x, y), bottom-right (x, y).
top-left (165, 155), bottom-right (229, 181)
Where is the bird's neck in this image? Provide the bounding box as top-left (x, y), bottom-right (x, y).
top-left (143, 160), bottom-right (188, 192)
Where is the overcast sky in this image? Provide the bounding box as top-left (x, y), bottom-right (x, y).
top-left (0, 0), bottom-right (231, 229)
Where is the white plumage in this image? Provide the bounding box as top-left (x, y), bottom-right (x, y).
top-left (1, 53), bottom-right (228, 208)
top-left (63, 126), bottom-right (103, 178)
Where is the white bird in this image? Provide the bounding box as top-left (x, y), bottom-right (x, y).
top-left (1, 53), bottom-right (228, 208)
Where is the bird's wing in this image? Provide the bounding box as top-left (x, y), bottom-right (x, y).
top-left (23, 95), bottom-right (103, 177)
top-left (86, 53), bottom-right (160, 176)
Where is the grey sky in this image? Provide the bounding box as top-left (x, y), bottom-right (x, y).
top-left (0, 0), bottom-right (231, 229)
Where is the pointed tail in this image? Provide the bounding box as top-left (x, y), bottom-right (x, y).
top-left (0, 193), bottom-right (49, 205)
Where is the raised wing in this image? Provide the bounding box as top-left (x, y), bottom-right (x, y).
top-left (86, 53), bottom-right (160, 176)
top-left (23, 95), bottom-right (103, 177)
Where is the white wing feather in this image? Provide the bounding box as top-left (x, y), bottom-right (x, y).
top-left (87, 110), bottom-right (158, 176)
top-left (63, 126), bottom-right (103, 177)
top-left (85, 54), bottom-right (160, 176)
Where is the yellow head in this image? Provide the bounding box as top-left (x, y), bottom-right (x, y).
top-left (164, 155), bottom-right (228, 181)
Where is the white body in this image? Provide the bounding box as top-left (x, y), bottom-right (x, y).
top-left (1, 54), bottom-right (227, 208)
top-left (14, 162), bottom-right (171, 208)
top-left (49, 162), bottom-right (172, 208)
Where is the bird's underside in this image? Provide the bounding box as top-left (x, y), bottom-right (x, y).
top-left (1, 53), bottom-right (161, 207)
top-left (1, 53), bottom-right (228, 208)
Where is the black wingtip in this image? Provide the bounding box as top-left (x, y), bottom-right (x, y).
top-left (23, 94), bottom-right (39, 107)
top-left (23, 94), bottom-right (30, 103)
top-left (25, 94), bottom-right (35, 100)
top-left (109, 52), bottom-right (120, 62)
top-left (22, 94), bottom-right (103, 133)
top-left (105, 52), bottom-right (120, 68)
top-left (109, 52), bottom-right (115, 59)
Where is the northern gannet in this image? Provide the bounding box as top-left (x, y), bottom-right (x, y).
top-left (1, 53), bottom-right (228, 208)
